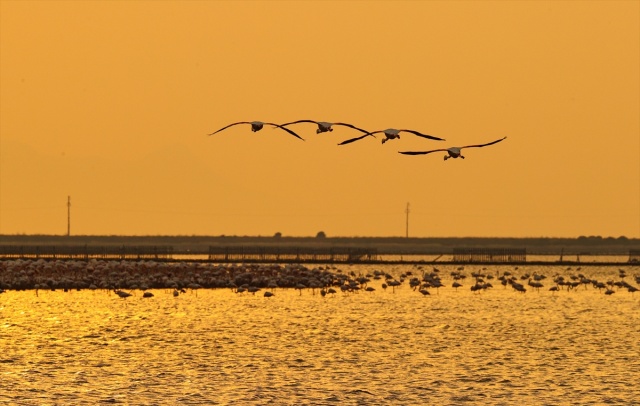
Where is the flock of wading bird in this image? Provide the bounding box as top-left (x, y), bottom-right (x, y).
top-left (208, 120), bottom-right (507, 161)
top-left (0, 259), bottom-right (638, 299)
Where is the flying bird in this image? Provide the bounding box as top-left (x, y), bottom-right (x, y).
top-left (208, 121), bottom-right (304, 140)
top-left (398, 136), bottom-right (507, 160)
top-left (279, 120), bottom-right (370, 135)
top-left (338, 128), bottom-right (445, 145)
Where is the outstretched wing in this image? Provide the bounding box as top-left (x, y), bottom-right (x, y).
top-left (400, 129), bottom-right (445, 141)
top-left (333, 122), bottom-right (371, 134)
top-left (279, 119), bottom-right (319, 127)
top-left (264, 122), bottom-right (305, 140)
top-left (398, 149), bottom-right (448, 156)
top-left (208, 122), bottom-right (251, 136)
top-left (337, 130), bottom-right (382, 145)
top-left (461, 136), bottom-right (507, 149)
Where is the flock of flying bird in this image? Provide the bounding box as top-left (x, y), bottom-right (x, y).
top-left (208, 120), bottom-right (507, 161)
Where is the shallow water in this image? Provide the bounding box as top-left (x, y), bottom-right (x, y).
top-left (1, 264), bottom-right (639, 405)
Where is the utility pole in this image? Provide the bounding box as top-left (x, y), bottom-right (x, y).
top-left (405, 202), bottom-right (410, 238)
top-left (67, 196), bottom-right (71, 237)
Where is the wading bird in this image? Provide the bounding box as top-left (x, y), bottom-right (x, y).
top-left (399, 136), bottom-right (507, 160)
top-left (279, 120), bottom-right (370, 135)
top-left (208, 121), bottom-right (304, 140)
top-left (114, 289), bottom-right (132, 298)
top-left (338, 128), bottom-right (445, 145)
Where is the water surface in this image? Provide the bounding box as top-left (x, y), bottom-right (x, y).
top-left (1, 264), bottom-right (639, 405)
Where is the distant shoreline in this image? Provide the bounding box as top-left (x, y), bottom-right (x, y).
top-left (1, 234), bottom-right (638, 256)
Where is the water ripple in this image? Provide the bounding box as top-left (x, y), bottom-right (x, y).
top-left (1, 264), bottom-right (639, 404)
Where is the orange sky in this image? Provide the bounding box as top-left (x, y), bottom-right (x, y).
top-left (1, 0), bottom-right (639, 238)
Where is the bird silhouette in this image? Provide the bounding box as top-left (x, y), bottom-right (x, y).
top-left (208, 121), bottom-right (304, 140)
top-left (338, 128), bottom-right (444, 145)
top-left (399, 137), bottom-right (507, 160)
top-left (279, 120), bottom-right (370, 135)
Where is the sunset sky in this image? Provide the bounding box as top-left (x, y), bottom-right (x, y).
top-left (1, 1), bottom-right (638, 238)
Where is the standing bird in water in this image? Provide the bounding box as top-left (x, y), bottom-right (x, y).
top-left (338, 128), bottom-right (445, 145)
top-left (279, 120), bottom-right (370, 135)
top-left (399, 136), bottom-right (507, 160)
top-left (114, 289), bottom-right (132, 298)
top-left (208, 121), bottom-right (304, 141)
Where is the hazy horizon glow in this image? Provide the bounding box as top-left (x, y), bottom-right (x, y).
top-left (1, 1), bottom-right (639, 238)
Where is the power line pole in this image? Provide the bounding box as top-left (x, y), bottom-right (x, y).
top-left (405, 202), bottom-right (410, 238)
top-left (67, 196), bottom-right (71, 237)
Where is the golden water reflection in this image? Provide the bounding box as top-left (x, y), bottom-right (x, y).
top-left (1, 264), bottom-right (639, 405)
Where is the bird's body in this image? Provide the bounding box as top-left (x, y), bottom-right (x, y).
top-left (338, 128), bottom-right (444, 145)
top-left (115, 290), bottom-right (132, 298)
top-left (280, 120), bottom-right (370, 135)
top-left (208, 121), bottom-right (304, 140)
top-left (399, 136), bottom-right (507, 160)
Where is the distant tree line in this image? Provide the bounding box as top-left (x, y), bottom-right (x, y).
top-left (274, 231), bottom-right (327, 238)
top-left (577, 236), bottom-right (629, 241)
